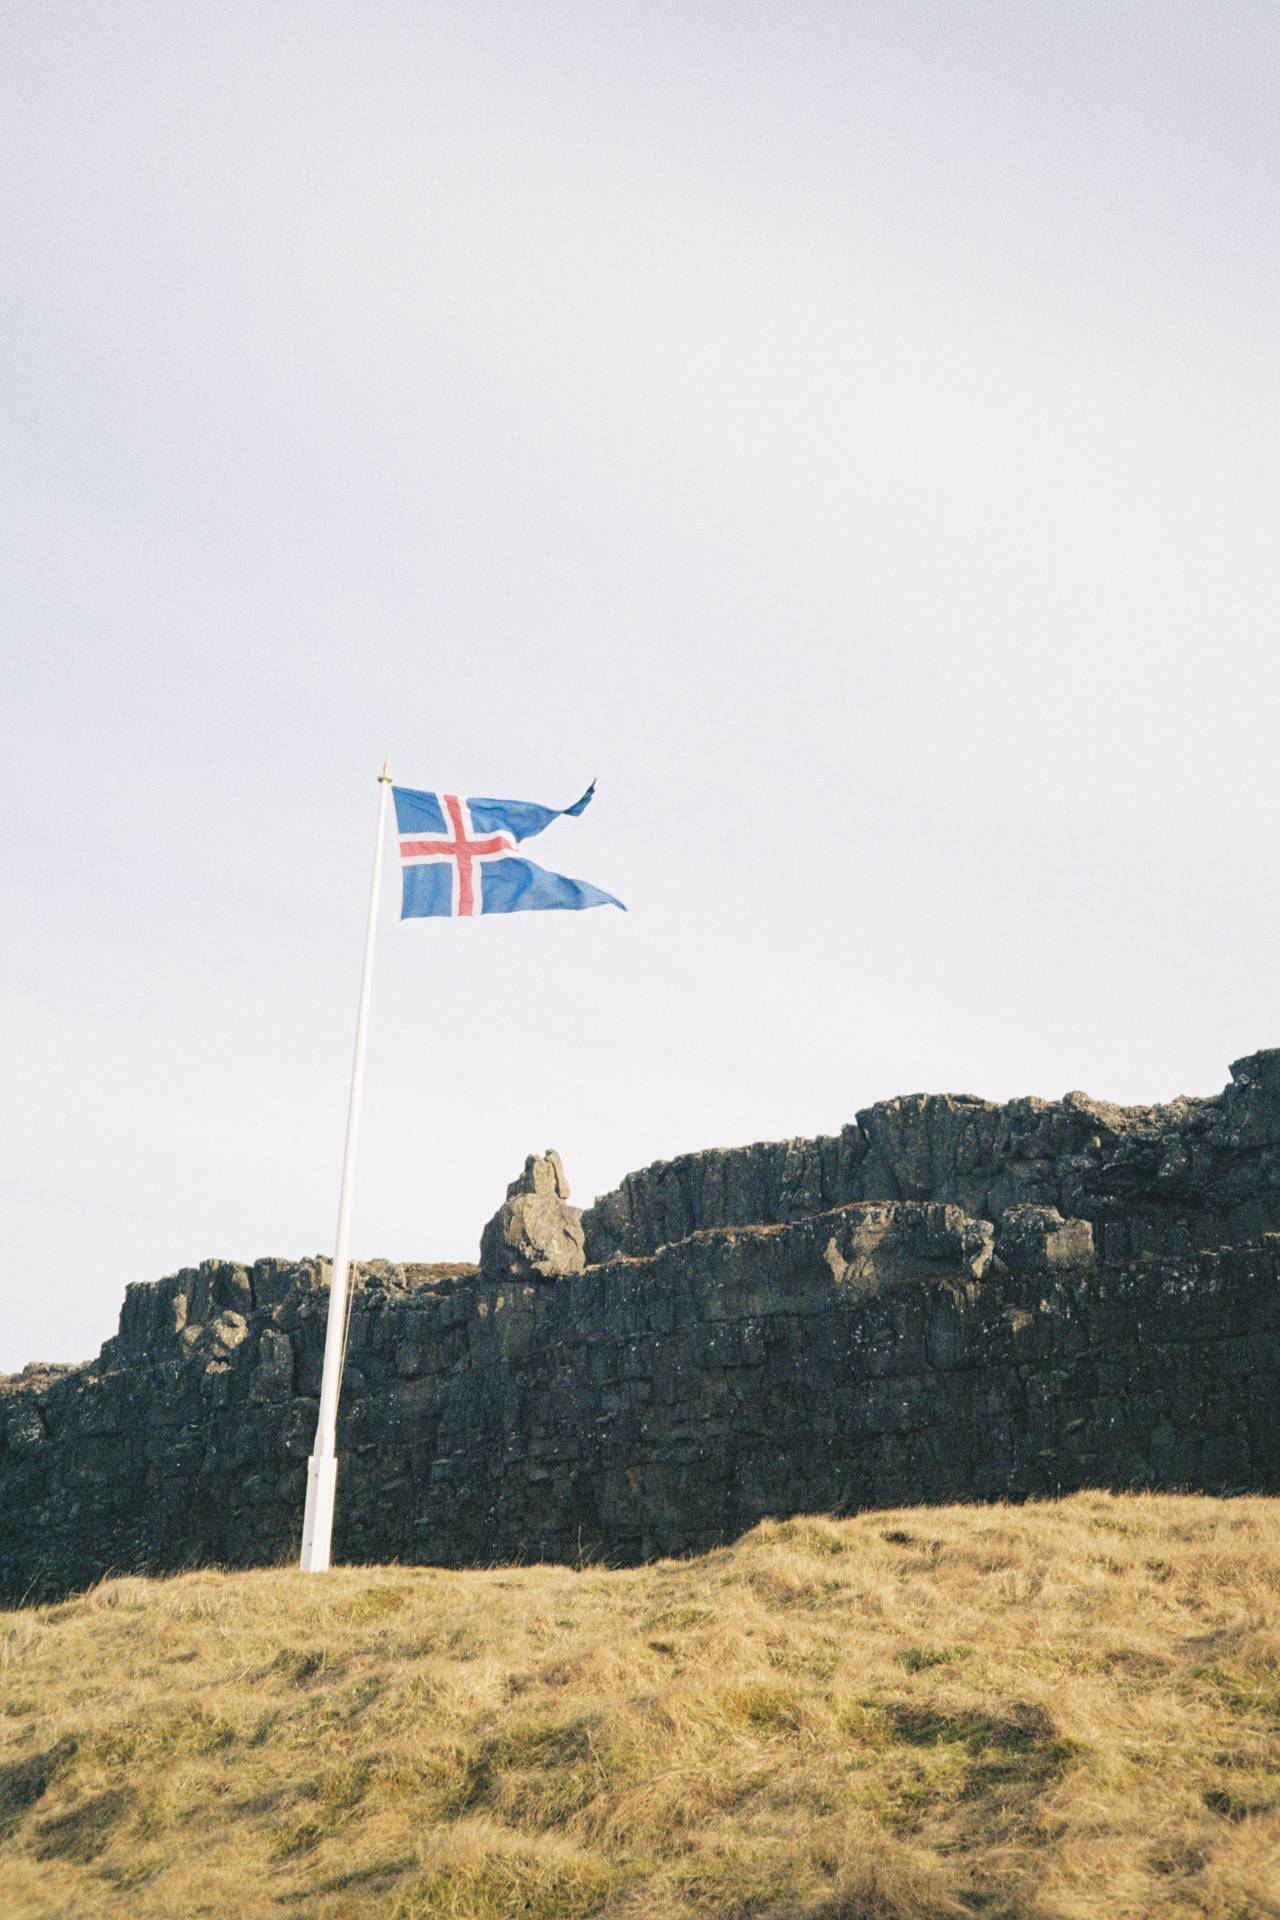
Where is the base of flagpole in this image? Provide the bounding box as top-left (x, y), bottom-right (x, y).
top-left (300, 1452), bottom-right (338, 1572)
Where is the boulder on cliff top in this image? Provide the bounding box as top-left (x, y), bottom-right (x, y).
top-left (479, 1150), bottom-right (586, 1281)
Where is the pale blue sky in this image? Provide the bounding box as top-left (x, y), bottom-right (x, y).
top-left (3, 2), bottom-right (1277, 1368)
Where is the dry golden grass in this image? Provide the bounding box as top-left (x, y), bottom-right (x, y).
top-left (3, 1492), bottom-right (1280, 1918)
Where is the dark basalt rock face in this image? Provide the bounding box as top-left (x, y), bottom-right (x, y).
top-left (581, 1050), bottom-right (1280, 1261)
top-left (3, 1054), bottom-right (1280, 1604)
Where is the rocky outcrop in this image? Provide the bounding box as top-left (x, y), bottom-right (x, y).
top-left (2, 1055), bottom-right (1279, 1603)
top-left (479, 1150), bottom-right (586, 1281)
top-left (581, 1050), bottom-right (1280, 1261)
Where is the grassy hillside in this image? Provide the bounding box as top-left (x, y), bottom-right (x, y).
top-left (2, 1494), bottom-right (1279, 1919)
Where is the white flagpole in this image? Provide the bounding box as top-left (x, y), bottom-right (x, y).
top-left (300, 757), bottom-right (393, 1573)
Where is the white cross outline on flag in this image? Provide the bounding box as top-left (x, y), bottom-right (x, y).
top-left (397, 794), bottom-right (517, 917)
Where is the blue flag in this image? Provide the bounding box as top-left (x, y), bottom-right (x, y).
top-left (392, 780), bottom-right (624, 919)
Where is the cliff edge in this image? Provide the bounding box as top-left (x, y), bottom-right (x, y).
top-left (3, 1053), bottom-right (1279, 1602)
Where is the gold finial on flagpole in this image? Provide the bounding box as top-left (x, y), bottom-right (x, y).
top-left (378, 756), bottom-right (392, 784)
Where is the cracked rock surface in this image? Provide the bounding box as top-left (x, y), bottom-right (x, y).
top-left (479, 1150), bottom-right (586, 1281)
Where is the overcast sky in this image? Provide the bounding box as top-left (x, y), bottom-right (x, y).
top-left (3, 2), bottom-right (1277, 1370)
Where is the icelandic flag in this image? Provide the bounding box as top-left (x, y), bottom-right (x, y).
top-left (392, 779), bottom-right (625, 919)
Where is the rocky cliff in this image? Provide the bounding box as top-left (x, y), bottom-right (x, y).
top-left (582, 1050), bottom-right (1280, 1260)
top-left (3, 1053), bottom-right (1279, 1603)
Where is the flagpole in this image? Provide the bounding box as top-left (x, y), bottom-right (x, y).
top-left (300, 757), bottom-right (393, 1573)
